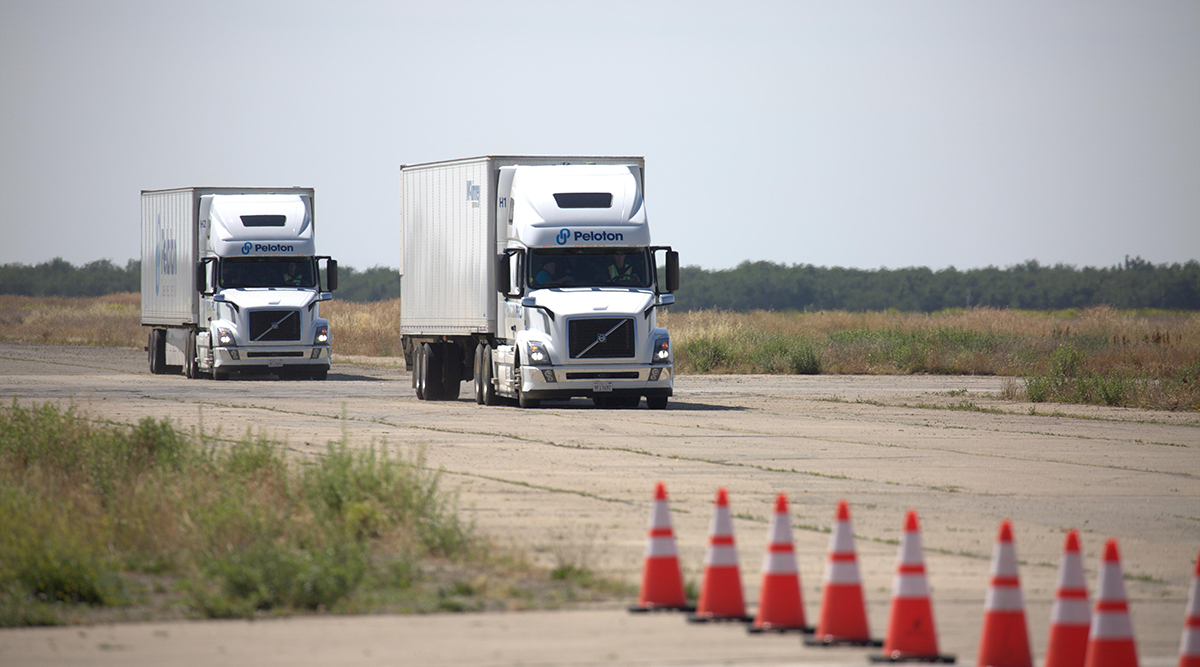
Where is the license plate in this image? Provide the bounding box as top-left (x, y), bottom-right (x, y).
top-left (268, 360), bottom-right (283, 368)
top-left (592, 381), bottom-right (613, 393)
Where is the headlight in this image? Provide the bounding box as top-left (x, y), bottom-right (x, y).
top-left (526, 341), bottom-right (549, 364)
top-left (216, 327), bottom-right (236, 347)
top-left (653, 336), bottom-right (670, 362)
top-left (315, 324), bottom-right (329, 344)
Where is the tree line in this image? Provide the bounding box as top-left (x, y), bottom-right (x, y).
top-left (673, 257), bottom-right (1200, 312)
top-left (2, 256), bottom-right (1197, 311)
top-left (0, 259), bottom-right (401, 303)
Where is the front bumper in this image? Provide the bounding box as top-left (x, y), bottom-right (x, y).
top-left (519, 363), bottom-right (673, 401)
top-left (212, 345), bottom-right (331, 370)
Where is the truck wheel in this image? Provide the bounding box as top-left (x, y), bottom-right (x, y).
top-left (148, 330), bottom-right (166, 374)
top-left (213, 369), bottom-right (229, 381)
top-left (184, 334), bottom-right (197, 379)
top-left (310, 368), bottom-right (328, 381)
top-left (473, 343), bottom-right (485, 404)
top-left (415, 343), bottom-right (427, 400)
top-left (440, 343), bottom-right (461, 401)
top-left (480, 345), bottom-right (497, 406)
top-left (423, 343), bottom-right (445, 400)
top-left (647, 396), bottom-right (668, 410)
top-left (518, 391), bottom-right (540, 409)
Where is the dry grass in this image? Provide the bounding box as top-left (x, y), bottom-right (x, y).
top-left (323, 299), bottom-right (403, 357)
top-left (3, 295), bottom-right (1196, 408)
top-left (0, 293), bottom-right (143, 347)
top-left (0, 294), bottom-right (403, 358)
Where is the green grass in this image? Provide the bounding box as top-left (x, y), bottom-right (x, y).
top-left (0, 399), bottom-right (619, 626)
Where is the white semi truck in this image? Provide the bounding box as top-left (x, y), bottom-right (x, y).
top-left (399, 156), bottom-right (679, 409)
top-left (141, 187), bottom-right (338, 380)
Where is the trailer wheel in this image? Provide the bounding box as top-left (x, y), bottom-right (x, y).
top-left (440, 343), bottom-right (461, 401)
top-left (148, 330), bottom-right (167, 374)
top-left (415, 343), bottom-right (427, 400)
top-left (422, 343), bottom-right (445, 400)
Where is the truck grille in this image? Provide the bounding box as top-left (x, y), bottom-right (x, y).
top-left (249, 310), bottom-right (301, 342)
top-left (569, 318), bottom-right (635, 359)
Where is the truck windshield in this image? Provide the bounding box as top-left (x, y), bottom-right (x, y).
top-left (220, 257), bottom-right (316, 288)
top-left (528, 248), bottom-right (652, 289)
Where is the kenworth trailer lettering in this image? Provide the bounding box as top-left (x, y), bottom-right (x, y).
top-left (141, 187), bottom-right (338, 380)
top-left (399, 156), bottom-right (679, 409)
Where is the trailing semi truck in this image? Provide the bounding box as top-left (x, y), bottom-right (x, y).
top-left (399, 156), bottom-right (679, 408)
top-left (141, 187), bottom-right (338, 380)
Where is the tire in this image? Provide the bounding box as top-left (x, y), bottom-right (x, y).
top-left (514, 355), bottom-right (538, 408)
top-left (309, 368), bottom-right (328, 381)
top-left (213, 369), bottom-right (230, 381)
top-left (440, 343), bottom-right (462, 401)
top-left (184, 333), bottom-right (197, 379)
top-left (480, 345), bottom-right (497, 406)
top-left (646, 396), bottom-right (668, 410)
top-left (148, 330), bottom-right (166, 374)
top-left (423, 343), bottom-right (445, 400)
top-left (415, 343), bottom-right (427, 400)
top-left (473, 343), bottom-right (485, 404)
top-left (518, 391), bottom-right (540, 409)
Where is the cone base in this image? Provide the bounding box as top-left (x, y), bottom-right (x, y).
top-left (805, 636), bottom-right (884, 648)
top-left (816, 583), bottom-right (872, 644)
top-left (747, 623), bottom-right (814, 635)
top-left (628, 603), bottom-right (696, 613)
top-left (868, 652), bottom-right (957, 664)
top-left (687, 612), bottom-right (753, 624)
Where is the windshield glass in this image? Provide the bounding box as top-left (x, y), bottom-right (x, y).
top-left (220, 257), bottom-right (316, 288)
top-left (528, 248), bottom-right (652, 289)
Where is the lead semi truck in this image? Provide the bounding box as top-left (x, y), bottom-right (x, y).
top-left (399, 156), bottom-right (679, 409)
top-left (141, 187), bottom-right (339, 380)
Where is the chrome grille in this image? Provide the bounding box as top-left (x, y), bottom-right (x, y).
top-left (569, 317), bottom-right (635, 359)
top-left (249, 310), bottom-right (301, 342)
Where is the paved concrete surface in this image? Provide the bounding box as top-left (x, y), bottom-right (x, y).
top-left (0, 342), bottom-right (1196, 666)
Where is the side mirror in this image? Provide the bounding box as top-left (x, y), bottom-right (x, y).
top-left (195, 262), bottom-right (208, 295)
top-left (666, 251), bottom-right (680, 293)
top-left (496, 254), bottom-right (511, 295)
top-left (325, 259), bottom-right (338, 292)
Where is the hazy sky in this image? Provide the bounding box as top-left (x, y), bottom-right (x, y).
top-left (2, 1), bottom-right (1197, 272)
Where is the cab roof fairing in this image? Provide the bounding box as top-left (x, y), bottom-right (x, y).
top-left (509, 165), bottom-right (651, 248)
top-left (204, 194), bottom-right (316, 257)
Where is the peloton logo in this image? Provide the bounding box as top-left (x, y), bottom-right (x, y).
top-left (242, 242), bottom-right (295, 255)
top-left (555, 228), bottom-right (624, 245)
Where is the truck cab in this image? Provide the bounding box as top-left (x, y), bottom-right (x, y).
top-left (491, 164), bottom-right (678, 408)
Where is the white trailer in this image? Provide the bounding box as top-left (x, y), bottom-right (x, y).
top-left (141, 187), bottom-right (338, 380)
top-left (400, 156), bottom-right (679, 408)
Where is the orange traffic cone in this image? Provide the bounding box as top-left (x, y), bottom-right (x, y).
top-left (1083, 539), bottom-right (1138, 667)
top-left (630, 482), bottom-right (691, 612)
top-left (689, 487), bottom-right (751, 623)
top-left (1045, 530), bottom-right (1090, 667)
top-left (806, 500), bottom-right (881, 647)
top-left (870, 510), bottom-right (955, 663)
top-left (749, 493), bottom-right (811, 633)
top-left (1178, 552), bottom-right (1200, 667)
top-left (977, 519), bottom-right (1032, 667)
